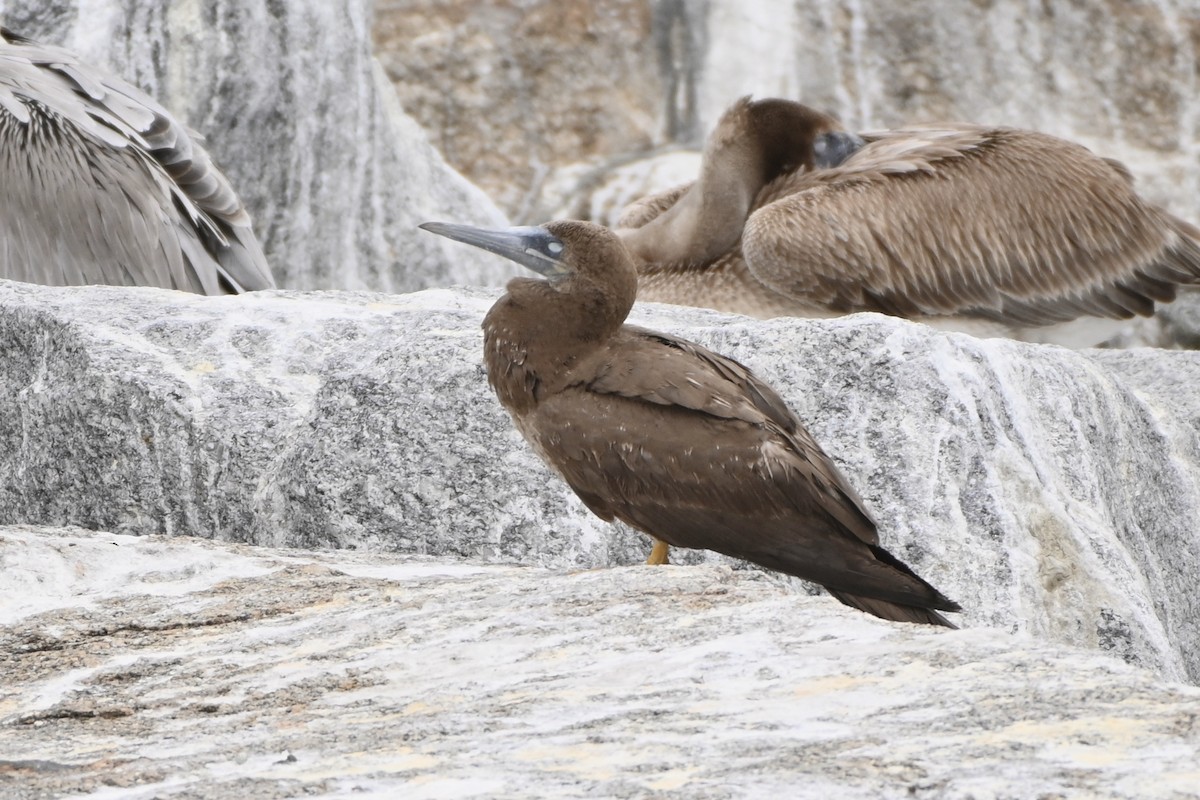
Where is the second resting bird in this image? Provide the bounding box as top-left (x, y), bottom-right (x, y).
top-left (420, 218), bottom-right (960, 627)
top-left (619, 97), bottom-right (1200, 346)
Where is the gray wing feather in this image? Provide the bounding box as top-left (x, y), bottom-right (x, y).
top-left (0, 28), bottom-right (274, 293)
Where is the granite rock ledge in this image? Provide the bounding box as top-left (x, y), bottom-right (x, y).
top-left (0, 280), bottom-right (1198, 683)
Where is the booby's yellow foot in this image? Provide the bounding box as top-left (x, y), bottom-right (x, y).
top-left (646, 540), bottom-right (671, 566)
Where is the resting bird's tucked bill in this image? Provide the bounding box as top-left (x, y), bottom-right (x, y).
top-left (420, 218), bottom-right (960, 627)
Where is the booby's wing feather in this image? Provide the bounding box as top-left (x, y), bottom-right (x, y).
top-left (528, 379), bottom-right (957, 613)
top-left (742, 126), bottom-right (1198, 325)
top-left (0, 28), bottom-right (273, 293)
top-left (827, 587), bottom-right (957, 627)
top-left (587, 325), bottom-right (796, 429)
top-left (553, 326), bottom-right (881, 549)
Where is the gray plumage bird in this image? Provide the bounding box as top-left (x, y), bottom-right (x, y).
top-left (621, 97), bottom-right (1200, 345)
top-left (421, 218), bottom-right (960, 627)
top-left (0, 27), bottom-right (274, 293)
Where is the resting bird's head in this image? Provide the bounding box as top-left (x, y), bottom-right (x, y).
top-left (716, 97), bottom-right (864, 179)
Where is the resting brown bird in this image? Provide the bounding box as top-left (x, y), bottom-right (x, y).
top-left (619, 96), bottom-right (1200, 346)
top-left (420, 218), bottom-right (960, 627)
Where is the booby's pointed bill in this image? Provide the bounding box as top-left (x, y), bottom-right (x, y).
top-left (419, 221), bottom-right (571, 279)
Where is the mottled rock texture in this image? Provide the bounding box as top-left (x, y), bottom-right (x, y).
top-left (1, 526), bottom-right (1198, 799)
top-left (0, 0), bottom-right (510, 291)
top-left (1, 281), bottom-right (1199, 684)
top-left (375, 0), bottom-right (1200, 225)
top-left (375, 0), bottom-right (669, 220)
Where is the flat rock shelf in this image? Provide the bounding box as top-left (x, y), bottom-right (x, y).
top-left (2, 525), bottom-right (1199, 799)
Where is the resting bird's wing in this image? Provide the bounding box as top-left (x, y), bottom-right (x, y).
top-left (742, 125), bottom-right (1200, 325)
top-left (0, 28), bottom-right (273, 293)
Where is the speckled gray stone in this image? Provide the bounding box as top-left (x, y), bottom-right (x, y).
top-left (1, 281), bottom-right (1199, 684)
top-left (1, 526), bottom-right (1198, 800)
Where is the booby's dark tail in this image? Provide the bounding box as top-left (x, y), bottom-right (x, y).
top-left (824, 542), bottom-right (961, 628)
top-left (825, 589), bottom-right (958, 628)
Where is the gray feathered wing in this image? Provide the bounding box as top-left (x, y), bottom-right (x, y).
top-left (527, 325), bottom-right (959, 626)
top-left (0, 28), bottom-right (273, 293)
top-left (742, 126), bottom-right (1200, 325)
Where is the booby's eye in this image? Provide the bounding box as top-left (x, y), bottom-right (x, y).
top-left (527, 238), bottom-right (565, 260)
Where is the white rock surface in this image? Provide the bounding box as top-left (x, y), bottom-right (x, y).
top-left (1, 281), bottom-right (1199, 686)
top-left (0, 0), bottom-right (512, 291)
top-left (1, 525), bottom-right (1198, 799)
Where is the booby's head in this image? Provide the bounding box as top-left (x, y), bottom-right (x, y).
top-left (420, 221), bottom-right (573, 281)
top-left (423, 220), bottom-right (640, 393)
top-left (420, 219), bottom-right (639, 320)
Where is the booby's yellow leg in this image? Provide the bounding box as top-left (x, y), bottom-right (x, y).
top-left (646, 539), bottom-right (671, 566)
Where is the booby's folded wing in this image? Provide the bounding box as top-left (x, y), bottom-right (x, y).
top-left (528, 382), bottom-right (964, 619)
top-left (554, 326), bottom-right (880, 548)
top-left (584, 325), bottom-right (796, 429)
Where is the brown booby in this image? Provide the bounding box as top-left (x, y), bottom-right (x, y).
top-left (0, 27), bottom-right (274, 293)
top-left (420, 218), bottom-right (960, 627)
top-left (618, 97), bottom-right (1200, 345)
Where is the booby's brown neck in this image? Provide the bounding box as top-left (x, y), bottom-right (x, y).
top-left (619, 98), bottom-right (844, 268)
top-left (483, 225), bottom-right (638, 414)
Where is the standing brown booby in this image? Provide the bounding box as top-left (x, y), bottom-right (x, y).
top-left (420, 218), bottom-right (960, 627)
top-left (619, 97), bottom-right (1200, 345)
